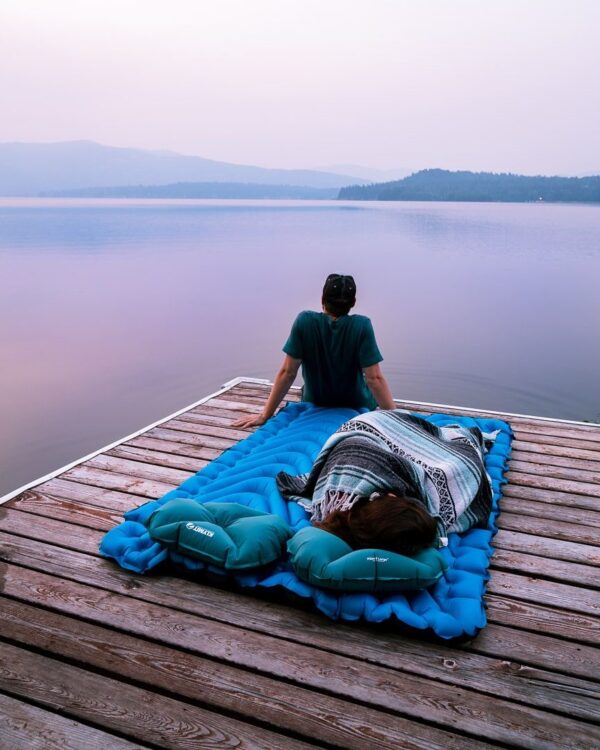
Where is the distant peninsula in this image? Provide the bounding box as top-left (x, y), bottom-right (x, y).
top-left (338, 169), bottom-right (600, 203)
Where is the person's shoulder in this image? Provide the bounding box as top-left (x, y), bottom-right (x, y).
top-left (294, 310), bottom-right (321, 324)
top-left (348, 313), bottom-right (374, 328)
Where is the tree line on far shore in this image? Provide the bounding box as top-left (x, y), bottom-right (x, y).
top-left (338, 169), bottom-right (600, 203)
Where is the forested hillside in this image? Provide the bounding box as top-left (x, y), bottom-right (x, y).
top-left (339, 169), bottom-right (600, 202)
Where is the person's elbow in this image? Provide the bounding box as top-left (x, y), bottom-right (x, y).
top-left (364, 364), bottom-right (385, 388)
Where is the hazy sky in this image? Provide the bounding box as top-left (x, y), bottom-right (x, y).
top-left (1, 0), bottom-right (599, 174)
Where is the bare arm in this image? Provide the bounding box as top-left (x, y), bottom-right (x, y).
top-left (363, 362), bottom-right (396, 410)
top-left (233, 355), bottom-right (302, 428)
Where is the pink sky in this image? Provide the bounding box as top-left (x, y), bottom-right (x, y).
top-left (1, 0), bottom-right (599, 175)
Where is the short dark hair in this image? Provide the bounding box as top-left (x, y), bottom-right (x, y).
top-left (322, 274), bottom-right (356, 317)
top-left (314, 494), bottom-right (437, 556)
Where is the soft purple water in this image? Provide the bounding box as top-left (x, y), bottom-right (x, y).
top-left (1, 198), bottom-right (599, 496)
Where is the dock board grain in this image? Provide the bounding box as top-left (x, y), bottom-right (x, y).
top-left (1, 378), bottom-right (599, 749)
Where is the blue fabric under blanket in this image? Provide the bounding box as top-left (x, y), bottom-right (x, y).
top-left (100, 403), bottom-right (513, 640)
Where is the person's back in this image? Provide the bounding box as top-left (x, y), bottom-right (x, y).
top-left (283, 310), bottom-right (380, 409)
top-left (234, 273), bottom-right (395, 429)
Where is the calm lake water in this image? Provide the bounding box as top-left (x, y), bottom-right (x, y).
top-left (1, 198), bottom-right (599, 497)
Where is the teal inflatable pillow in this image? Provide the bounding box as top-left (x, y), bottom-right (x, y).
top-left (146, 500), bottom-right (292, 571)
top-left (288, 526), bottom-right (448, 593)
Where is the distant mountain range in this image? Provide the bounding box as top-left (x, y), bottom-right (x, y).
top-left (339, 169), bottom-right (600, 203)
top-left (314, 164), bottom-right (411, 182)
top-left (0, 140), bottom-right (363, 196)
top-left (3, 141), bottom-right (598, 202)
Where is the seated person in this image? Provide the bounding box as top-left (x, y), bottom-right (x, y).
top-left (234, 273), bottom-right (395, 429)
top-left (277, 410), bottom-right (494, 555)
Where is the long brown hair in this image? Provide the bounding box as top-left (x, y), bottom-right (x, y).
top-left (314, 494), bottom-right (437, 556)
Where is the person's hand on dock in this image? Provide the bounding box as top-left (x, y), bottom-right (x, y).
top-left (233, 413), bottom-right (269, 429)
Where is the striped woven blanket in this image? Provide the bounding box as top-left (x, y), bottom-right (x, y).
top-left (276, 410), bottom-right (493, 541)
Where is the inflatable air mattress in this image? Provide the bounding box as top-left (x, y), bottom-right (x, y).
top-left (100, 403), bottom-right (513, 640)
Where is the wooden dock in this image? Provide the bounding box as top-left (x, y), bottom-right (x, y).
top-left (1, 378), bottom-right (598, 749)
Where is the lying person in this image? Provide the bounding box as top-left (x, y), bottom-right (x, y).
top-left (277, 410), bottom-right (495, 556)
top-left (313, 492), bottom-right (438, 557)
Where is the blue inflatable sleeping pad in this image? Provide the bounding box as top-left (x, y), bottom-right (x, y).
top-left (99, 402), bottom-right (513, 640)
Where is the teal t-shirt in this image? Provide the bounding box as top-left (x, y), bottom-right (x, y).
top-left (283, 311), bottom-right (383, 409)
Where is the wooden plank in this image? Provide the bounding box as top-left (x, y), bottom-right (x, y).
top-left (508, 456), bottom-right (600, 482)
top-left (2, 537), bottom-right (598, 681)
top-left (6, 489), bottom-right (123, 529)
top-left (510, 448), bottom-right (600, 473)
top-left (84, 454), bottom-right (193, 485)
top-left (107, 444), bottom-right (209, 472)
top-left (185, 409), bottom-right (243, 426)
top-left (0, 598), bottom-right (496, 750)
top-left (511, 422), bottom-right (600, 444)
top-left (502, 483), bottom-right (599, 511)
top-left (487, 570), bottom-right (600, 615)
top-left (472, 623), bottom-right (600, 687)
top-left (505, 469), bottom-right (600, 498)
top-left (22, 477), bottom-right (139, 510)
top-left (165, 414), bottom-right (249, 440)
top-left (497, 512), bottom-right (600, 549)
top-left (227, 390), bottom-right (301, 408)
top-left (124, 435), bottom-right (222, 461)
top-left (0, 508), bottom-right (100, 555)
top-left (511, 422), bottom-right (600, 445)
top-left (205, 397), bottom-right (264, 413)
top-left (513, 439), bottom-right (600, 462)
top-left (485, 595), bottom-right (600, 645)
top-left (158, 418), bottom-right (248, 443)
top-left (59, 465), bottom-right (174, 498)
top-left (513, 430), bottom-right (600, 452)
top-left (0, 642), bottom-right (315, 750)
top-left (146, 426), bottom-right (236, 451)
top-left (213, 392), bottom-right (270, 406)
top-left (234, 383), bottom-right (300, 399)
top-left (494, 529), bottom-right (600, 566)
top-left (184, 403), bottom-right (265, 421)
top-left (1, 564), bottom-right (596, 749)
top-left (499, 497), bottom-right (600, 528)
top-left (0, 693), bottom-right (151, 750)
top-left (491, 548), bottom-right (600, 587)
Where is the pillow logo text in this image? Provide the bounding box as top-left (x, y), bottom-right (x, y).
top-left (186, 522), bottom-right (214, 537)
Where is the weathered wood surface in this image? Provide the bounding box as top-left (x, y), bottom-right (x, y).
top-left (1, 379), bottom-right (599, 749)
top-left (0, 692), bottom-right (151, 750)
